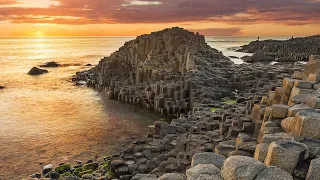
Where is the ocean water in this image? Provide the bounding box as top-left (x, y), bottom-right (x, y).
top-left (0, 36), bottom-right (290, 179)
top-left (206, 36), bottom-right (291, 64)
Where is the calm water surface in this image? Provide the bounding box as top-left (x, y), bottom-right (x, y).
top-left (0, 36), bottom-right (290, 179)
top-left (0, 37), bottom-right (165, 179)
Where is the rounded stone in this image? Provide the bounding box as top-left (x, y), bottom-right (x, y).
top-left (191, 152), bottom-right (225, 169)
top-left (221, 156), bottom-right (266, 180)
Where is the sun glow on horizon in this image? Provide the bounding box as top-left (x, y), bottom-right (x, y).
top-left (29, 30), bottom-right (44, 37)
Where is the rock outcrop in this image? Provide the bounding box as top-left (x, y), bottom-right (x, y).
top-left (238, 35), bottom-right (320, 62)
top-left (27, 67), bottom-right (49, 75)
top-left (40, 61), bottom-right (60, 68)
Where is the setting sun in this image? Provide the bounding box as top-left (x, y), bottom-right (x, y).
top-left (34, 31), bottom-right (43, 36)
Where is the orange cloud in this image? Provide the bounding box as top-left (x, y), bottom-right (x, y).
top-left (0, 0), bottom-right (319, 36)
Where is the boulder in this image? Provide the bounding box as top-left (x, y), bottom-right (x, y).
top-left (214, 141), bottom-right (236, 157)
top-left (255, 166), bottom-right (293, 180)
top-left (291, 110), bottom-right (320, 139)
top-left (306, 158), bottom-right (320, 180)
top-left (245, 51), bottom-right (275, 63)
top-left (221, 156), bottom-right (266, 180)
top-left (191, 153), bottom-right (225, 169)
top-left (189, 174), bottom-right (223, 180)
top-left (264, 140), bottom-right (308, 174)
top-left (28, 67), bottom-right (48, 75)
top-left (55, 164), bottom-right (71, 174)
top-left (42, 164), bottom-right (53, 175)
top-left (186, 164), bottom-right (220, 180)
top-left (240, 55), bottom-right (251, 61)
top-left (131, 173), bottom-right (157, 180)
top-left (158, 173), bottom-right (186, 180)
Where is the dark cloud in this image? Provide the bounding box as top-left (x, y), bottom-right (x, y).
top-left (0, 0), bottom-right (319, 26)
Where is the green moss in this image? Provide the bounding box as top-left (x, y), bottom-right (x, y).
top-left (79, 169), bottom-right (94, 177)
top-left (103, 156), bottom-right (111, 162)
top-left (98, 163), bottom-right (109, 171)
top-left (83, 162), bottom-right (98, 171)
top-left (210, 108), bottom-right (220, 112)
top-left (222, 98), bottom-right (237, 105)
top-left (106, 170), bottom-right (116, 179)
top-left (60, 172), bottom-right (72, 177)
top-left (73, 167), bottom-right (83, 177)
top-left (55, 164), bottom-right (71, 174)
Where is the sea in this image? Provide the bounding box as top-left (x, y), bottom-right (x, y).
top-left (0, 36), bottom-right (292, 179)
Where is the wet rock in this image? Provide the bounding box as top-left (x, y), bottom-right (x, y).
top-left (49, 171), bottom-right (60, 179)
top-left (40, 61), bottom-right (60, 68)
top-left (42, 164), bottom-right (53, 175)
top-left (28, 67), bottom-right (48, 75)
top-left (245, 51), bottom-right (275, 63)
top-left (55, 164), bottom-right (71, 174)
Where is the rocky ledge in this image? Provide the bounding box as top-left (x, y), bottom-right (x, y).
top-left (237, 35), bottom-right (320, 63)
top-left (25, 28), bottom-right (320, 180)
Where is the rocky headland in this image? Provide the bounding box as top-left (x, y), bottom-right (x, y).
top-left (237, 35), bottom-right (320, 63)
top-left (25, 28), bottom-right (320, 180)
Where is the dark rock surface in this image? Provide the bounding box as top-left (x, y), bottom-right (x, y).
top-left (237, 35), bottom-right (320, 62)
top-left (40, 61), bottom-right (60, 67)
top-left (27, 67), bottom-right (49, 75)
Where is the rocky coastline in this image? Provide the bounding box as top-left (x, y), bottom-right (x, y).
top-left (25, 28), bottom-right (320, 180)
top-left (237, 35), bottom-right (320, 63)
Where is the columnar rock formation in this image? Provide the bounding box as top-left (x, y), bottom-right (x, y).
top-left (74, 27), bottom-right (302, 116)
top-left (237, 36), bottom-right (320, 63)
top-left (27, 28), bottom-right (320, 180)
top-left (74, 27), bottom-right (236, 115)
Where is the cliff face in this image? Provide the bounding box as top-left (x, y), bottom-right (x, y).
top-left (237, 35), bottom-right (320, 62)
top-left (75, 27), bottom-right (235, 114)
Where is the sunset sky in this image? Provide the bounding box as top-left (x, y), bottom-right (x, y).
top-left (0, 0), bottom-right (320, 36)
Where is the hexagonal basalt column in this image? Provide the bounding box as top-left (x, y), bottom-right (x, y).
top-left (264, 140), bottom-right (308, 174)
